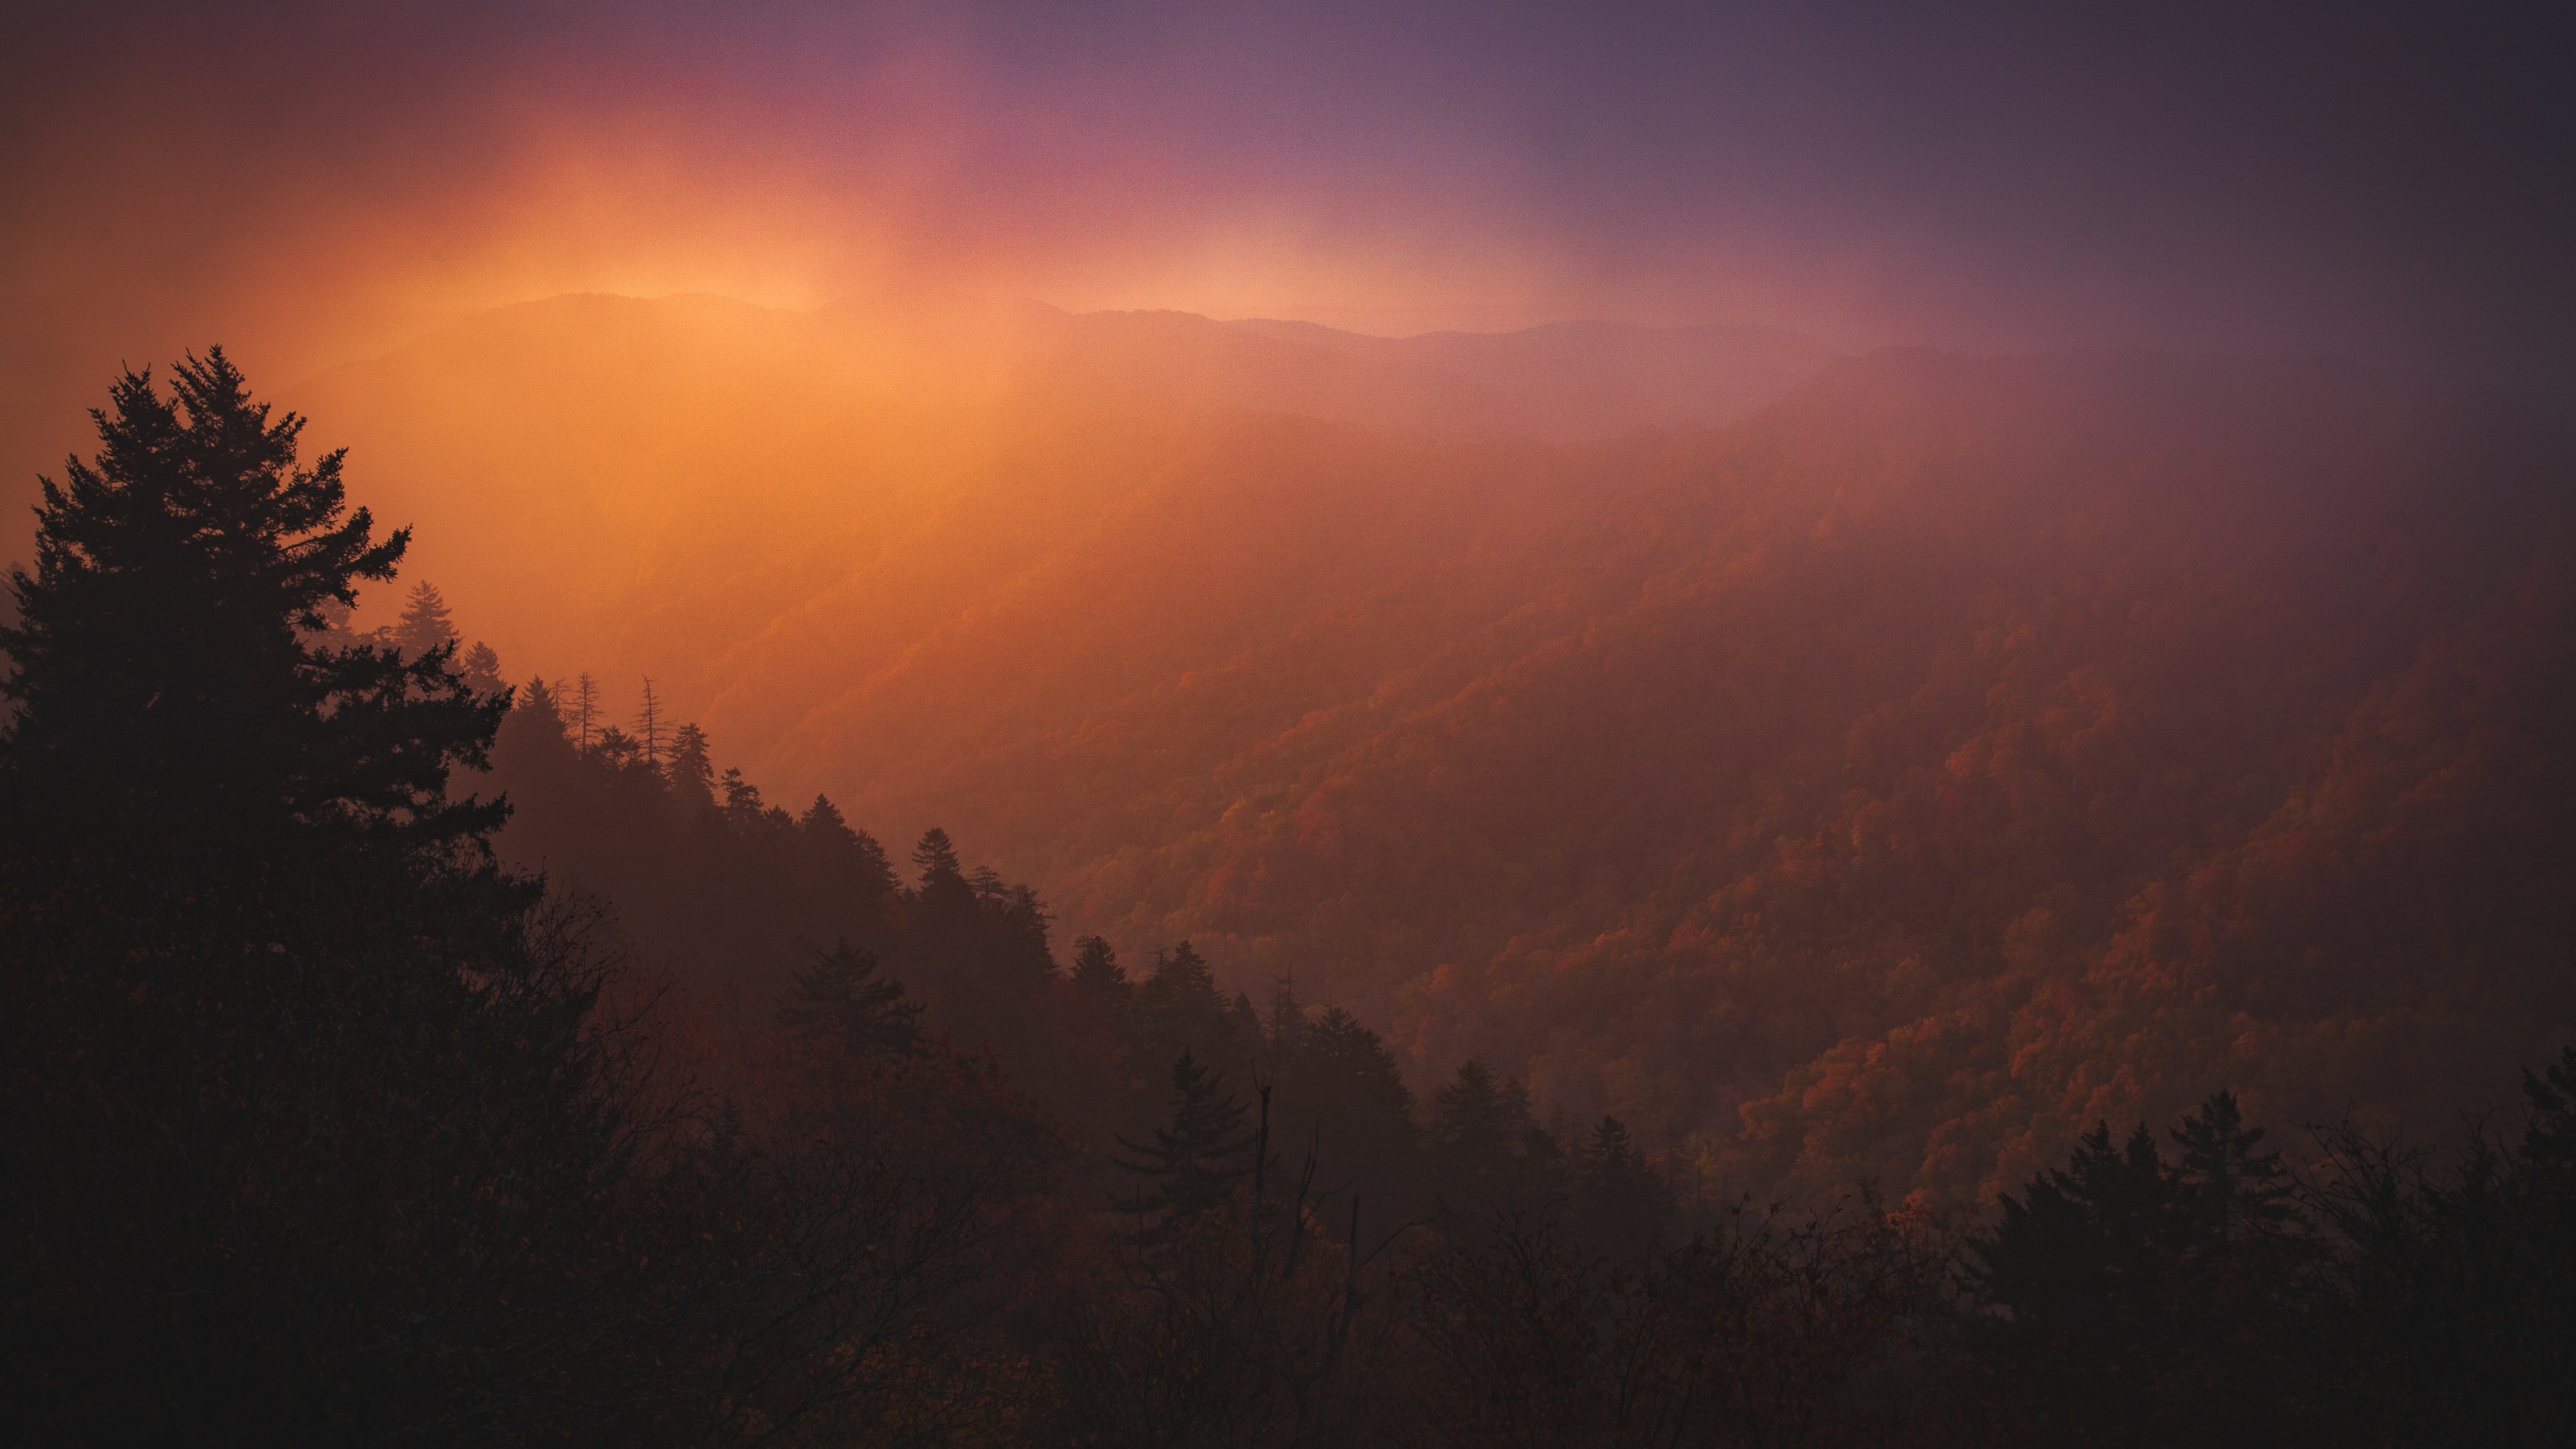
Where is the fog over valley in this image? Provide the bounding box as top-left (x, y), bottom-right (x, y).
top-left (9, 3), bottom-right (2573, 1442)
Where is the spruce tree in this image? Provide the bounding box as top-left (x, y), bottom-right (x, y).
top-left (910, 826), bottom-right (976, 924)
top-left (1972, 1120), bottom-right (2176, 1435)
top-left (666, 720), bottom-right (715, 802)
top-left (1430, 1061), bottom-right (1565, 1220)
top-left (0, 352), bottom-right (657, 1440)
top-left (777, 942), bottom-right (921, 1060)
top-left (458, 640), bottom-right (503, 697)
top-left (1133, 939), bottom-right (1249, 1076)
top-left (0, 559), bottom-right (17, 722)
top-left (2167, 1090), bottom-right (2295, 1251)
top-left (2157, 1093), bottom-right (2305, 1438)
top-left (390, 578), bottom-right (457, 660)
top-left (1071, 934), bottom-right (1130, 1002)
top-left (1150, 940), bottom-right (1218, 1000)
top-left (1574, 1116), bottom-right (1674, 1259)
top-left (1275, 1004), bottom-right (1422, 1218)
top-left (720, 765), bottom-right (764, 818)
top-left (518, 676), bottom-right (565, 733)
top-left (912, 826), bottom-right (964, 881)
top-left (592, 722), bottom-right (639, 768)
top-left (1114, 1049), bottom-right (1255, 1236)
top-left (0, 350), bottom-right (504, 849)
top-left (1977, 1121), bottom-right (2171, 1318)
top-left (800, 793), bottom-right (897, 902)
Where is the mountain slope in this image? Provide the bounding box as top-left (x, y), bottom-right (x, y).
top-left (782, 350), bottom-right (2576, 1202)
top-left (294, 299), bottom-right (2575, 1203)
top-left (290, 294), bottom-right (1834, 774)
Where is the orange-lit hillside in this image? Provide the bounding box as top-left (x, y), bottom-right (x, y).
top-left (287, 293), bottom-right (1835, 818)
top-left (15, 1), bottom-right (2576, 1433)
top-left (301, 301), bottom-right (2574, 1208)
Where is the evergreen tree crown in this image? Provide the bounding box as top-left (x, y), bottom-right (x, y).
top-left (1, 350), bottom-right (504, 850)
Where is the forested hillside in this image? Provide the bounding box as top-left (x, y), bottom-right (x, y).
top-left (15, 0), bottom-right (2571, 1432)
top-left (1003, 350), bottom-right (2576, 1206)
top-left (299, 297), bottom-right (2575, 1208)
top-left (13, 343), bottom-right (2576, 1445)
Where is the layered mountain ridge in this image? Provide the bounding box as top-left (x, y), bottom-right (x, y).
top-left (293, 295), bottom-right (2575, 1203)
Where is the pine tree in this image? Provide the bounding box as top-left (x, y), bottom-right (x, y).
top-left (800, 794), bottom-right (896, 901)
top-left (777, 942), bottom-right (920, 1060)
top-left (1114, 1049), bottom-right (1255, 1236)
top-left (910, 826), bottom-right (975, 925)
top-left (666, 721), bottom-right (715, 802)
top-left (1972, 1120), bottom-right (2176, 1434)
top-left (1152, 940), bottom-right (1218, 999)
top-left (0, 350), bottom-right (504, 848)
top-left (592, 723), bottom-right (639, 768)
top-left (390, 579), bottom-right (457, 661)
top-left (1133, 939), bottom-right (1248, 1073)
top-left (1276, 1004), bottom-right (1421, 1217)
top-left (2167, 1090), bottom-right (2295, 1252)
top-left (0, 352), bottom-right (653, 1439)
top-left (458, 641), bottom-right (504, 698)
top-left (1574, 1116), bottom-right (1674, 1258)
top-left (1071, 934), bottom-right (1130, 1003)
top-left (1300, 1008), bottom-right (1413, 1122)
top-left (1430, 1061), bottom-right (1566, 1222)
top-left (719, 765), bottom-right (763, 818)
top-left (519, 676), bottom-right (564, 731)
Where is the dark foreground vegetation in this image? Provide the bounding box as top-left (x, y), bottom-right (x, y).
top-left (5, 354), bottom-right (2571, 1444)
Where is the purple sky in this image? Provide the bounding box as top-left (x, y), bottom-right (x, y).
top-left (4, 0), bottom-right (2571, 519)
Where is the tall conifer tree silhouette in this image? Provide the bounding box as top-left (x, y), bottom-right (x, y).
top-left (910, 826), bottom-right (976, 924)
top-left (2167, 1091), bottom-right (2294, 1251)
top-left (1428, 1060), bottom-right (1564, 1219)
top-left (390, 579), bottom-right (457, 660)
top-left (1114, 1049), bottom-right (1255, 1236)
top-left (1071, 934), bottom-right (1130, 1004)
top-left (666, 720), bottom-right (714, 800)
top-left (0, 350), bottom-right (504, 846)
top-left (777, 942), bottom-right (921, 1059)
top-left (0, 352), bottom-right (649, 1443)
top-left (1574, 1116), bottom-right (1674, 1258)
top-left (458, 640), bottom-right (503, 697)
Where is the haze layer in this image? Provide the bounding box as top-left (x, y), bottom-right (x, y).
top-left (292, 297), bottom-right (2575, 1205)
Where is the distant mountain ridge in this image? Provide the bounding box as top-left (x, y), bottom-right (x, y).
top-left (1059, 309), bottom-right (1842, 441)
top-left (285, 291), bottom-right (1841, 794)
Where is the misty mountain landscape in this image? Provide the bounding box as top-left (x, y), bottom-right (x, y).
top-left (9, 3), bottom-right (2575, 1444)
top-left (301, 297), bottom-right (2576, 1210)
